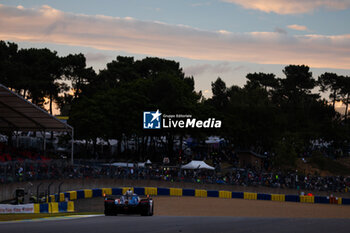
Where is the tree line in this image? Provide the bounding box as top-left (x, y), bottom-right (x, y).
top-left (0, 40), bottom-right (349, 165)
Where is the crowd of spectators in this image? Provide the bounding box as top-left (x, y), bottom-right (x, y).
top-left (0, 142), bottom-right (50, 162)
top-left (1, 159), bottom-right (349, 193)
top-left (1, 140), bottom-right (350, 193)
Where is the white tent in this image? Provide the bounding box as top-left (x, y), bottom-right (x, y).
top-left (145, 159), bottom-right (152, 164)
top-left (205, 136), bottom-right (224, 144)
top-left (181, 160), bottom-right (215, 170)
top-left (103, 162), bottom-right (145, 168)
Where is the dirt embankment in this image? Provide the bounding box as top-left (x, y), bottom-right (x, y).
top-left (75, 196), bottom-right (350, 218)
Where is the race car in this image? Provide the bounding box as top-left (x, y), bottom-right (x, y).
top-left (104, 193), bottom-right (154, 216)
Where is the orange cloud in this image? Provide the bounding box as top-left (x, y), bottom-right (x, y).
top-left (223, 0), bottom-right (350, 14)
top-left (0, 4), bottom-right (350, 69)
top-left (287, 24), bottom-right (309, 31)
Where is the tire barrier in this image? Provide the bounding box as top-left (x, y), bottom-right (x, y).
top-left (48, 187), bottom-right (350, 206)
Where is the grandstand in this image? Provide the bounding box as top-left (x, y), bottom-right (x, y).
top-left (0, 84), bottom-right (74, 163)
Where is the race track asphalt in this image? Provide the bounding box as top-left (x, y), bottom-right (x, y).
top-left (1, 215), bottom-right (350, 233)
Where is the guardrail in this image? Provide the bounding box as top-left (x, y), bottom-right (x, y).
top-left (0, 201), bottom-right (74, 214)
top-left (53, 187), bottom-right (349, 206)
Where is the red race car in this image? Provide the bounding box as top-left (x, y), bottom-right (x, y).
top-left (104, 193), bottom-right (154, 216)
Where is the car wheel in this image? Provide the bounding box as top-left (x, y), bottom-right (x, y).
top-left (104, 209), bottom-right (111, 216)
top-left (141, 204), bottom-right (150, 216)
top-left (149, 203), bottom-right (154, 216)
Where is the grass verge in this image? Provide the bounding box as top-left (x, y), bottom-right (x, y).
top-left (0, 212), bottom-right (103, 222)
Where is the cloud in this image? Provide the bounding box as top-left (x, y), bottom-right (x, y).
top-left (287, 24), bottom-right (309, 31)
top-left (184, 62), bottom-right (235, 76)
top-left (274, 27), bottom-right (287, 34)
top-left (223, 0), bottom-right (350, 14)
top-left (0, 4), bottom-right (350, 69)
top-left (85, 52), bottom-right (112, 63)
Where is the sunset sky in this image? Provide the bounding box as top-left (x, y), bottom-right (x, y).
top-left (0, 0), bottom-right (349, 98)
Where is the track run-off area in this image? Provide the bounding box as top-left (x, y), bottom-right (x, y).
top-left (1, 196), bottom-right (350, 233)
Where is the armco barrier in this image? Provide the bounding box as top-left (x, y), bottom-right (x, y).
top-left (157, 187), bottom-right (170, 195)
top-left (145, 187), bottom-right (157, 196)
top-left (285, 195), bottom-right (300, 202)
top-left (244, 192), bottom-right (257, 200)
top-left (84, 189), bottom-right (93, 198)
top-left (134, 187), bottom-right (145, 195)
top-left (54, 187), bottom-right (350, 206)
top-left (271, 194), bottom-right (285, 202)
top-left (170, 188), bottom-right (182, 196)
top-left (315, 196), bottom-right (328, 204)
top-left (77, 190), bottom-right (84, 199)
top-left (257, 193), bottom-right (271, 201)
top-left (195, 189), bottom-right (207, 197)
top-left (300, 195), bottom-right (314, 203)
top-left (102, 188), bottom-right (112, 195)
top-left (342, 198), bottom-right (350, 205)
top-left (112, 188), bottom-right (123, 195)
top-left (48, 202), bottom-right (59, 213)
top-left (92, 188), bottom-right (102, 197)
top-left (232, 192), bottom-right (244, 199)
top-left (183, 189), bottom-right (195, 196)
top-left (219, 191), bottom-right (232, 199)
top-left (207, 190), bottom-right (219, 198)
top-left (32, 201), bottom-right (74, 213)
top-left (64, 191), bottom-right (77, 200)
top-left (338, 197), bottom-right (342, 205)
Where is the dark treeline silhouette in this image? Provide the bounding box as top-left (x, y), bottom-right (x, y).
top-left (1, 40), bottom-right (350, 169)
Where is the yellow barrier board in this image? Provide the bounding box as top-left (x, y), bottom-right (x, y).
top-left (219, 191), bottom-right (232, 199)
top-left (170, 188), bottom-right (183, 196)
top-left (49, 202), bottom-right (59, 213)
top-left (338, 197), bottom-right (342, 205)
top-left (50, 195), bottom-right (55, 202)
top-left (271, 194), bottom-right (285, 202)
top-left (34, 204), bottom-right (40, 213)
top-left (59, 193), bottom-right (65, 202)
top-left (84, 189), bottom-right (93, 198)
top-left (244, 192), bottom-right (257, 200)
top-left (68, 191), bottom-right (77, 200)
top-left (300, 196), bottom-right (314, 203)
top-left (145, 187), bottom-right (157, 196)
top-left (102, 188), bottom-right (112, 195)
top-left (67, 201), bottom-right (74, 212)
top-left (122, 187), bottom-right (135, 195)
top-left (195, 189), bottom-right (207, 197)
